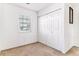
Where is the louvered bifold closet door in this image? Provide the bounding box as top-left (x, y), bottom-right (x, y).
top-left (38, 9), bottom-right (64, 52)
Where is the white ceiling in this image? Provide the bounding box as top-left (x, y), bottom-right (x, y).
top-left (13, 3), bottom-right (53, 11)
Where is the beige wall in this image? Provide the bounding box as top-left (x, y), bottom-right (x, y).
top-left (64, 3), bottom-right (74, 53)
top-left (70, 3), bottom-right (79, 46)
top-left (64, 3), bottom-right (79, 52)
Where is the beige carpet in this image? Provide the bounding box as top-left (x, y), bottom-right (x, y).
top-left (0, 42), bottom-right (79, 56)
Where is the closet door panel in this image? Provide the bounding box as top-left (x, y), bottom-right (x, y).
top-left (38, 15), bottom-right (52, 44)
top-left (50, 9), bottom-right (64, 50)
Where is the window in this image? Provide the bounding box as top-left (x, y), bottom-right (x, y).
top-left (19, 15), bottom-right (31, 32)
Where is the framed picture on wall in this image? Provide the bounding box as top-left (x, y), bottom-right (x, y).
top-left (69, 7), bottom-right (73, 24)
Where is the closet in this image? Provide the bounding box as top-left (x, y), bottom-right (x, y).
top-left (38, 8), bottom-right (65, 52)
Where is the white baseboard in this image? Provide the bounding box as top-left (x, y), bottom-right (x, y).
top-left (62, 46), bottom-right (72, 53)
top-left (0, 41), bottom-right (38, 52)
